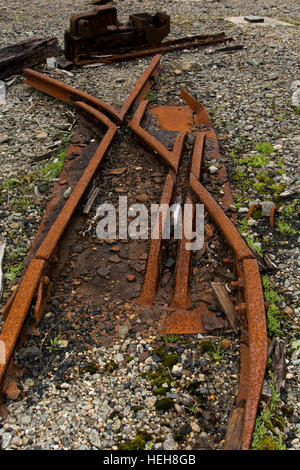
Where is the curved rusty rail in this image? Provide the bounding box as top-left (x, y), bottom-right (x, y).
top-left (0, 106), bottom-right (117, 390)
top-left (131, 91), bottom-right (268, 449)
top-left (0, 72), bottom-right (268, 450)
top-left (0, 56), bottom-right (162, 399)
top-left (24, 54), bottom-right (162, 124)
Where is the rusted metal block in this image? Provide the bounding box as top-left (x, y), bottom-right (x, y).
top-left (70, 5), bottom-right (118, 38)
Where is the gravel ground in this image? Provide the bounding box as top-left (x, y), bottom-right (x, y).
top-left (0, 0), bottom-right (299, 451)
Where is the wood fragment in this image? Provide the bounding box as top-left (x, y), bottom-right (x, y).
top-left (0, 243), bottom-right (5, 301)
top-left (269, 338), bottom-right (287, 393)
top-left (224, 403), bottom-right (245, 450)
top-left (211, 281), bottom-right (239, 333)
top-left (83, 187), bottom-right (100, 214)
top-left (0, 38), bottom-right (58, 80)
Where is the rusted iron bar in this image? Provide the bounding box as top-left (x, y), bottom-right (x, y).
top-left (240, 258), bottom-right (268, 449)
top-left (189, 174), bottom-right (253, 261)
top-left (137, 170), bottom-right (177, 303)
top-left (24, 68), bottom-right (121, 122)
top-left (35, 105), bottom-right (117, 261)
top-left (172, 134), bottom-right (205, 308)
top-left (0, 260), bottom-right (46, 388)
top-left (78, 33), bottom-right (232, 64)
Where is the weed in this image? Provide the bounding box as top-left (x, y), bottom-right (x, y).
top-left (251, 373), bottom-right (286, 450)
top-left (46, 336), bottom-right (63, 353)
top-left (262, 275), bottom-right (282, 337)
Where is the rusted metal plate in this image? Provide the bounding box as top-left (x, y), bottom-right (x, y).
top-left (150, 105), bottom-right (193, 132)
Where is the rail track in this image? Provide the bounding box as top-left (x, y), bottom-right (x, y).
top-left (0, 54), bottom-right (268, 450)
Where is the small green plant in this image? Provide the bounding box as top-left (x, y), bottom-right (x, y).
top-left (163, 334), bottom-right (183, 344)
top-left (145, 90), bottom-right (157, 103)
top-left (262, 275), bottom-right (282, 337)
top-left (46, 336), bottom-right (63, 353)
top-left (41, 146), bottom-right (68, 179)
top-left (5, 264), bottom-right (23, 282)
top-left (251, 373), bottom-right (286, 450)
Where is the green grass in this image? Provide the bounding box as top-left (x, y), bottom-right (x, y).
top-left (251, 373), bottom-right (286, 450)
top-left (262, 275), bottom-right (282, 337)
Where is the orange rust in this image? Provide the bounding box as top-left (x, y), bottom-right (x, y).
top-left (129, 100), bottom-right (186, 172)
top-left (171, 134), bottom-right (204, 308)
top-left (171, 196), bottom-right (194, 309)
top-left (161, 307), bottom-right (206, 334)
top-left (191, 133), bottom-right (206, 179)
top-left (35, 105), bottom-right (117, 260)
top-left (137, 170), bottom-right (176, 303)
top-left (189, 174), bottom-right (253, 261)
top-left (180, 89), bottom-right (212, 127)
top-left (0, 259), bottom-right (46, 386)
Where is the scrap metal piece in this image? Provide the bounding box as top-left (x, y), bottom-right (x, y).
top-left (65, 5), bottom-right (170, 64)
top-left (129, 12), bottom-right (170, 46)
top-left (83, 32), bottom-right (233, 65)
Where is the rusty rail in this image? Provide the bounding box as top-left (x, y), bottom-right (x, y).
top-left (0, 65), bottom-right (268, 451)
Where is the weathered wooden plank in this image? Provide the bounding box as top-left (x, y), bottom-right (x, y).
top-left (211, 281), bottom-right (239, 333)
top-left (0, 38), bottom-right (58, 80)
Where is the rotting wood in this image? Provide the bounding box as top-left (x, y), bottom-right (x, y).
top-left (269, 338), bottom-right (287, 393)
top-left (224, 402), bottom-right (245, 450)
top-left (83, 187), bottom-right (100, 214)
top-left (211, 281), bottom-right (239, 333)
top-left (0, 38), bottom-right (58, 80)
